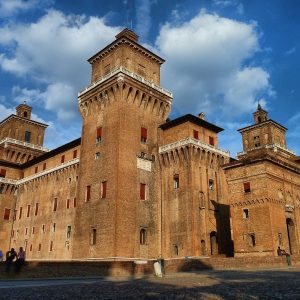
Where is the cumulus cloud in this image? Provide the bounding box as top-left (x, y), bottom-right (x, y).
top-left (0, 9), bottom-right (120, 122)
top-left (156, 12), bottom-right (273, 118)
top-left (135, 0), bottom-right (153, 40)
top-left (0, 0), bottom-right (50, 17)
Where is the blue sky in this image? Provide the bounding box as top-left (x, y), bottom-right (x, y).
top-left (0, 0), bottom-right (299, 157)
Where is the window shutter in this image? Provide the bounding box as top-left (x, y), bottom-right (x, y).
top-left (141, 127), bottom-right (147, 140)
top-left (3, 208), bottom-right (10, 220)
top-left (97, 127), bottom-right (102, 138)
top-left (209, 136), bottom-right (215, 146)
top-left (73, 150), bottom-right (77, 159)
top-left (86, 186), bottom-right (91, 201)
top-left (101, 182), bottom-right (107, 198)
top-left (0, 169), bottom-right (6, 177)
top-left (193, 130), bottom-right (199, 139)
top-left (140, 183), bottom-right (146, 200)
top-left (61, 155), bottom-right (65, 163)
top-left (244, 182), bottom-right (251, 192)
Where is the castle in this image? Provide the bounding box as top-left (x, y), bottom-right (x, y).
top-left (0, 29), bottom-right (299, 261)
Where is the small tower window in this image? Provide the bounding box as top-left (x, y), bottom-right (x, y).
top-left (140, 183), bottom-right (146, 200)
top-left (209, 136), bottom-right (215, 146)
top-left (254, 136), bottom-right (260, 147)
top-left (174, 244), bottom-right (179, 256)
top-left (257, 116), bottom-right (262, 123)
top-left (90, 227), bottom-right (97, 245)
top-left (208, 179), bottom-right (214, 190)
top-left (53, 198), bottom-right (58, 212)
top-left (248, 233), bottom-right (256, 246)
top-left (25, 131), bottom-right (31, 142)
top-left (3, 208), bottom-right (10, 220)
top-left (86, 185), bottom-right (91, 202)
top-left (0, 168), bottom-right (7, 178)
top-left (96, 127), bottom-right (102, 144)
top-left (243, 209), bottom-right (249, 219)
top-left (101, 181), bottom-right (107, 198)
top-left (244, 182), bottom-right (251, 193)
top-left (140, 228), bottom-right (147, 245)
top-left (66, 225), bottom-right (72, 239)
top-left (23, 111), bottom-right (28, 118)
top-left (141, 127), bottom-right (147, 143)
top-left (174, 174), bottom-right (179, 189)
top-left (193, 130), bottom-right (199, 139)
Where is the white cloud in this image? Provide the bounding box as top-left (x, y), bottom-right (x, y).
top-left (285, 47), bottom-right (296, 55)
top-left (0, 103), bottom-right (14, 120)
top-left (156, 12), bottom-right (273, 118)
top-left (135, 0), bottom-right (152, 40)
top-left (0, 0), bottom-right (48, 17)
top-left (0, 9), bottom-right (120, 122)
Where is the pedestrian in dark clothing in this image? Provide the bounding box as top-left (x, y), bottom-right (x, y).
top-left (277, 246), bottom-right (282, 256)
top-left (5, 248), bottom-right (17, 273)
top-left (15, 247), bottom-right (26, 273)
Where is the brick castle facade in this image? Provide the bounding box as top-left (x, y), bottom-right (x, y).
top-left (0, 29), bottom-right (299, 260)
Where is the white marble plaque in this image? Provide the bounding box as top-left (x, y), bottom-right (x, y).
top-left (137, 158), bottom-right (152, 172)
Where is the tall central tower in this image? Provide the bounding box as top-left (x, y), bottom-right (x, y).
top-left (73, 29), bottom-right (172, 259)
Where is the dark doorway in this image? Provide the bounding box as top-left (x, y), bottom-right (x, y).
top-left (210, 231), bottom-right (218, 255)
top-left (286, 218), bottom-right (297, 254)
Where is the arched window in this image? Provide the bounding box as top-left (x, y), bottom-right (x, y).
top-left (140, 228), bottom-right (146, 245)
top-left (24, 111), bottom-right (28, 118)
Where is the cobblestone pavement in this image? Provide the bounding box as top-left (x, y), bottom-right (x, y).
top-left (1, 266), bottom-right (300, 299)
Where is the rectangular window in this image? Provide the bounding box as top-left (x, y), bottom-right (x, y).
top-left (53, 198), bottom-right (58, 211)
top-left (193, 130), bottom-right (199, 139)
top-left (30, 244), bottom-right (32, 252)
top-left (50, 241), bottom-right (53, 251)
top-left (25, 228), bottom-right (28, 235)
top-left (208, 179), bottom-right (214, 190)
top-left (141, 127), bottom-right (147, 143)
top-left (101, 181), bottom-right (107, 198)
top-left (19, 207), bottom-right (22, 219)
top-left (35, 166), bottom-right (38, 173)
top-left (67, 225), bottom-right (71, 238)
top-left (90, 227), bottom-right (96, 245)
top-left (42, 224), bottom-right (45, 233)
top-left (95, 152), bottom-right (101, 160)
top-left (66, 199), bottom-right (70, 209)
top-left (73, 197), bottom-right (77, 208)
top-left (43, 163), bottom-right (46, 170)
top-left (3, 208), bottom-right (10, 220)
top-left (38, 244), bottom-right (41, 251)
top-left (53, 223), bottom-right (56, 232)
top-left (0, 169), bottom-right (6, 178)
top-left (86, 185), bottom-right (91, 202)
top-left (244, 182), bottom-right (251, 193)
top-left (174, 174), bottom-right (179, 189)
top-left (96, 127), bottom-right (102, 143)
top-left (35, 203), bottom-right (39, 216)
top-left (32, 227), bottom-right (35, 234)
top-left (25, 131), bottom-right (31, 142)
top-left (73, 149), bottom-right (77, 159)
top-left (26, 205), bottom-right (30, 217)
top-left (209, 136), bottom-right (215, 146)
top-left (61, 155), bottom-right (65, 163)
top-left (140, 183), bottom-right (146, 200)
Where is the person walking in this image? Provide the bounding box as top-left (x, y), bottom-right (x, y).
top-left (5, 248), bottom-right (17, 273)
top-left (15, 247), bottom-right (26, 273)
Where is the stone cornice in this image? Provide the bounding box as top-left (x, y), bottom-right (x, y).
top-left (88, 38), bottom-right (165, 64)
top-left (0, 114), bottom-right (48, 128)
top-left (0, 137), bottom-right (49, 152)
top-left (78, 66), bottom-right (173, 100)
top-left (159, 137), bottom-right (230, 157)
top-left (0, 158), bottom-right (80, 186)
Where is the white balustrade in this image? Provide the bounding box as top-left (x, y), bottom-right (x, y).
top-left (0, 137), bottom-right (49, 152)
top-left (78, 66), bottom-right (173, 99)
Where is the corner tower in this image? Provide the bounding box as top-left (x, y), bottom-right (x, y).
top-left (73, 29), bottom-right (172, 259)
